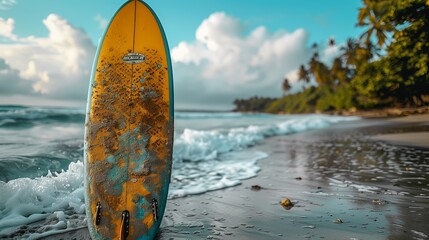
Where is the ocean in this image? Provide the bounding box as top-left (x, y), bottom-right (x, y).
top-left (0, 105), bottom-right (359, 239)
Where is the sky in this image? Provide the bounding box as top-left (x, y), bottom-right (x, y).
top-left (0, 0), bottom-right (363, 110)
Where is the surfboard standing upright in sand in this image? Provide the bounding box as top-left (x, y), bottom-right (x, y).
top-left (84, 0), bottom-right (173, 239)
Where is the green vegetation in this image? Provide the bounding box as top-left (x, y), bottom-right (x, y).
top-left (233, 0), bottom-right (429, 113)
top-left (233, 97), bottom-right (276, 112)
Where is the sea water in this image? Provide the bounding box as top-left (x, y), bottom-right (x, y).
top-left (0, 105), bottom-right (359, 238)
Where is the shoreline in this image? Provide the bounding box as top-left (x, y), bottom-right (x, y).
top-left (41, 114), bottom-right (429, 240)
top-left (370, 113), bottom-right (429, 149)
top-left (331, 106), bottom-right (429, 118)
top-left (237, 106), bottom-right (429, 119)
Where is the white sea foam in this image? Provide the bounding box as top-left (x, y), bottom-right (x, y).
top-left (328, 178), bottom-right (382, 193)
top-left (411, 229), bottom-right (428, 238)
top-left (0, 162), bottom-right (85, 238)
top-left (0, 119), bottom-right (16, 127)
top-left (170, 151), bottom-right (267, 198)
top-left (175, 111), bottom-right (247, 119)
top-left (174, 115), bottom-right (357, 162)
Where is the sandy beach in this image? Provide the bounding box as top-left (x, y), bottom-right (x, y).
top-left (41, 114), bottom-right (429, 240)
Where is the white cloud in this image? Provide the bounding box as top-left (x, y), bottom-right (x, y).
top-left (320, 44), bottom-right (341, 67)
top-left (22, 61), bottom-right (50, 94)
top-left (0, 0), bottom-right (16, 10)
top-left (172, 13), bottom-right (300, 108)
top-left (0, 17), bottom-right (17, 40)
top-left (172, 12), bottom-right (340, 110)
top-left (94, 14), bottom-right (108, 30)
top-left (0, 14), bottom-right (95, 102)
top-left (0, 11), bottom-right (342, 109)
top-left (0, 58), bottom-right (32, 95)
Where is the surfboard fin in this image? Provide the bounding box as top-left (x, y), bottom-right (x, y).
top-left (152, 199), bottom-right (159, 221)
top-left (95, 202), bottom-right (102, 226)
top-left (120, 210), bottom-right (130, 240)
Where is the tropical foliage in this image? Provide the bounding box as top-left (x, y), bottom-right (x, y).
top-left (233, 0), bottom-right (429, 113)
top-left (282, 78), bottom-right (291, 96)
top-left (233, 97), bottom-right (276, 112)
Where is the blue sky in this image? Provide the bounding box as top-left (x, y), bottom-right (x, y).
top-left (0, 0), bottom-right (363, 109)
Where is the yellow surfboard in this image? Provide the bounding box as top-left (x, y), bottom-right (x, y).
top-left (84, 1), bottom-right (173, 239)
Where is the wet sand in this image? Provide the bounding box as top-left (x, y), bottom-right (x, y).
top-left (371, 114), bottom-right (429, 149)
top-left (43, 114), bottom-right (429, 240)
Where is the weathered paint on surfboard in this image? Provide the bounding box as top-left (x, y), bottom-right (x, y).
top-left (84, 0), bottom-right (173, 239)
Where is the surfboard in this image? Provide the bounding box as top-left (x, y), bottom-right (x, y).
top-left (84, 0), bottom-right (173, 239)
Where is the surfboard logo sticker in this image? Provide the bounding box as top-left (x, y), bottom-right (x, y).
top-left (122, 53), bottom-right (146, 64)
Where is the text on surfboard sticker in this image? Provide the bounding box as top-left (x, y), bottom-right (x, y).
top-left (122, 53), bottom-right (146, 64)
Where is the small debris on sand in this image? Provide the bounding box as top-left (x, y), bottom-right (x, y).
top-left (372, 199), bottom-right (388, 205)
top-left (251, 185), bottom-right (263, 191)
top-left (334, 219), bottom-right (343, 224)
top-left (280, 198), bottom-right (294, 210)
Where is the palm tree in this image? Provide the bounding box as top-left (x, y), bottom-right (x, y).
top-left (308, 56), bottom-right (330, 86)
top-left (357, 0), bottom-right (393, 47)
top-left (311, 42), bottom-right (318, 50)
top-left (341, 37), bottom-right (379, 72)
top-left (341, 38), bottom-right (358, 66)
top-left (282, 78), bottom-right (291, 96)
top-left (311, 42), bottom-right (319, 56)
top-left (297, 65), bottom-right (310, 84)
top-left (358, 40), bottom-right (379, 61)
top-left (312, 52), bottom-right (319, 61)
top-left (331, 57), bottom-right (349, 85)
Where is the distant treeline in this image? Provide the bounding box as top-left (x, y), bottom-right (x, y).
top-left (233, 97), bottom-right (276, 112)
top-left (233, 0), bottom-right (429, 113)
